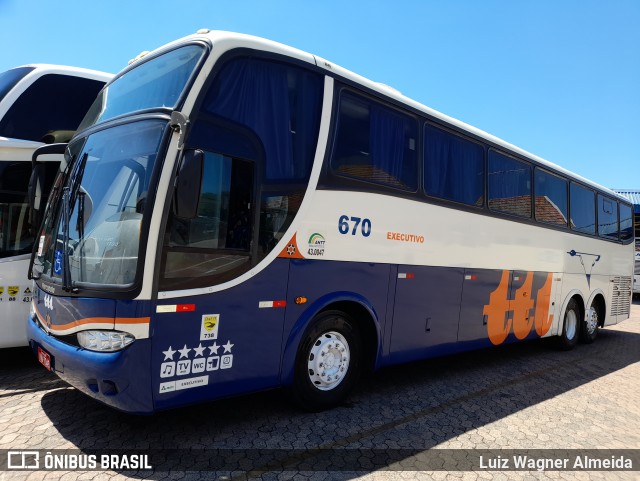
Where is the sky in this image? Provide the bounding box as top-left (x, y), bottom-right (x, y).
top-left (1, 0), bottom-right (638, 190)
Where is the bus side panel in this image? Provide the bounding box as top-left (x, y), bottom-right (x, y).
top-left (458, 268), bottom-right (505, 345)
top-left (389, 266), bottom-right (464, 364)
top-left (0, 255), bottom-right (33, 348)
top-left (151, 260), bottom-right (290, 411)
top-left (458, 269), bottom-right (560, 347)
top-left (281, 259), bottom-right (391, 384)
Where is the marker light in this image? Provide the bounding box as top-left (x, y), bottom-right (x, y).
top-left (77, 330), bottom-right (135, 352)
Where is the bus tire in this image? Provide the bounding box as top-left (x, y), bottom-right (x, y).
top-left (580, 301), bottom-right (600, 344)
top-left (291, 310), bottom-right (362, 412)
top-left (558, 299), bottom-right (580, 350)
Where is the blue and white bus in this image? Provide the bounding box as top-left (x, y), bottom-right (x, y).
top-left (27, 31), bottom-right (634, 413)
top-left (0, 64), bottom-right (110, 348)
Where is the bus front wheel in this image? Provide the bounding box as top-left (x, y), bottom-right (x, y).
top-left (291, 310), bottom-right (362, 411)
top-left (559, 299), bottom-right (580, 350)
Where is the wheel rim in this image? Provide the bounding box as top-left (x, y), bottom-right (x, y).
top-left (307, 331), bottom-right (350, 391)
top-left (586, 307), bottom-right (598, 335)
top-left (565, 310), bottom-right (578, 340)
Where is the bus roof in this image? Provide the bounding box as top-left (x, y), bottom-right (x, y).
top-left (133, 30), bottom-right (631, 204)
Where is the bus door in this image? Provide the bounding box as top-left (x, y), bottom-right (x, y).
top-left (153, 149), bottom-right (289, 409)
top-left (389, 266), bottom-right (464, 363)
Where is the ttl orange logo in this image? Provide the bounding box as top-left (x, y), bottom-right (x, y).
top-left (483, 271), bottom-right (554, 345)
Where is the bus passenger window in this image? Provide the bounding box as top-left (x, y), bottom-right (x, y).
top-left (488, 150), bottom-right (532, 218)
top-left (331, 92), bottom-right (417, 192)
top-left (201, 57), bottom-right (322, 183)
top-left (424, 123), bottom-right (484, 206)
top-left (534, 169), bottom-right (568, 227)
top-left (620, 203), bottom-right (633, 241)
top-left (569, 183), bottom-right (596, 234)
top-left (598, 194), bottom-right (618, 240)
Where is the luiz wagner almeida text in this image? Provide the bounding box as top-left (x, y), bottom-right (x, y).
top-left (479, 454), bottom-right (633, 471)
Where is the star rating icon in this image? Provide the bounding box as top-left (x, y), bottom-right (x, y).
top-left (162, 346), bottom-right (176, 361)
top-left (178, 344), bottom-right (191, 359)
top-left (193, 343), bottom-right (206, 357)
top-left (163, 341), bottom-right (234, 361)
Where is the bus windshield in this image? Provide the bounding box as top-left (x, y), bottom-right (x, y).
top-left (32, 120), bottom-right (166, 288)
top-left (78, 44), bottom-right (205, 131)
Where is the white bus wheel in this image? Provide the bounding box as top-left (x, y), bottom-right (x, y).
top-left (559, 298), bottom-right (580, 350)
top-left (580, 302), bottom-right (600, 344)
top-left (291, 310), bottom-right (362, 411)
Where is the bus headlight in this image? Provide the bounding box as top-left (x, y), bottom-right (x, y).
top-left (77, 330), bottom-right (135, 352)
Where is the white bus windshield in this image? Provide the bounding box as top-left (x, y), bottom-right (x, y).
top-left (0, 72), bottom-right (105, 142)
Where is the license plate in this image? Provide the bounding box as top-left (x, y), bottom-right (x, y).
top-left (37, 346), bottom-right (52, 371)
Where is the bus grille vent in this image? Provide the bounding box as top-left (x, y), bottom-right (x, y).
top-left (611, 276), bottom-right (632, 317)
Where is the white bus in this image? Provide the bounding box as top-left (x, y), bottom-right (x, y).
top-left (0, 65), bottom-right (111, 348)
top-left (27, 31), bottom-right (634, 413)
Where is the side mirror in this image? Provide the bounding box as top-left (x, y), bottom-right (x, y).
top-left (29, 143), bottom-right (67, 227)
top-left (174, 149), bottom-right (203, 219)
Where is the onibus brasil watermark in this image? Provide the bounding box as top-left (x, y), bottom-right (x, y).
top-left (1, 448), bottom-right (638, 472)
top-left (4, 451), bottom-right (151, 471)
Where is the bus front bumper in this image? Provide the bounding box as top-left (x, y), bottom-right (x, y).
top-left (27, 315), bottom-right (154, 414)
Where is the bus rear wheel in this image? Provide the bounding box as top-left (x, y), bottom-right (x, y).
top-left (558, 299), bottom-right (580, 350)
top-left (580, 302), bottom-right (600, 344)
top-left (291, 310), bottom-right (361, 411)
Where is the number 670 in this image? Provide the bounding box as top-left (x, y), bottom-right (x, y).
top-left (338, 215), bottom-right (372, 237)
